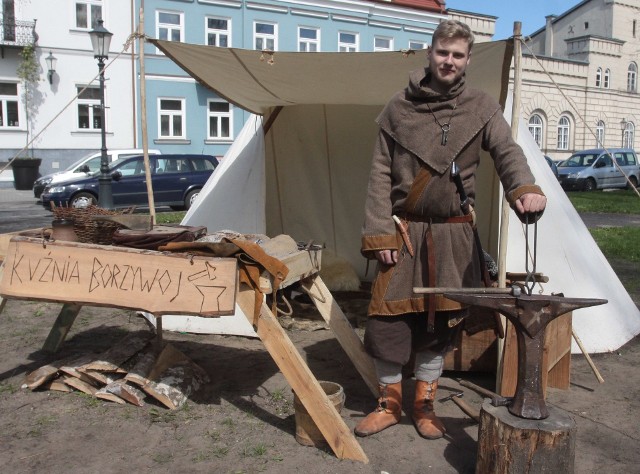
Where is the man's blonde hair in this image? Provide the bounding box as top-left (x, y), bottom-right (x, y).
top-left (433, 20), bottom-right (474, 51)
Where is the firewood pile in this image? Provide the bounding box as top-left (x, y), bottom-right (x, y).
top-left (22, 332), bottom-right (209, 410)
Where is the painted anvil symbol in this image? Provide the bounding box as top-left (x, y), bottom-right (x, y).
top-left (444, 293), bottom-right (607, 420)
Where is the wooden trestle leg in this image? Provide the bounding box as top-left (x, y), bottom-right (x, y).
top-left (237, 285), bottom-right (369, 463)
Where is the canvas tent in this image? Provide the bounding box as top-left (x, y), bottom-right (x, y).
top-left (149, 38), bottom-right (640, 354)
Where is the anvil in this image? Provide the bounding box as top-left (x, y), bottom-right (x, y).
top-left (444, 293), bottom-right (607, 419)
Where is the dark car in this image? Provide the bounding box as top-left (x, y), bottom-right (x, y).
top-left (33, 149), bottom-right (162, 199)
top-left (40, 154), bottom-right (218, 211)
top-left (544, 155), bottom-right (559, 180)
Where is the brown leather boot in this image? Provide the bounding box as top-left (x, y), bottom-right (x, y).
top-left (413, 380), bottom-right (446, 439)
top-left (354, 382), bottom-right (402, 437)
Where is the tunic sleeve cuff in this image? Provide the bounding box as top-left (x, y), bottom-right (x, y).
top-left (361, 234), bottom-right (400, 259)
top-left (506, 185), bottom-right (545, 205)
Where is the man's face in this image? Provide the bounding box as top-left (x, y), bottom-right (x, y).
top-left (427, 37), bottom-right (471, 92)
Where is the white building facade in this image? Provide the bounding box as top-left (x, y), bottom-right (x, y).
top-left (0, 0), bottom-right (138, 176)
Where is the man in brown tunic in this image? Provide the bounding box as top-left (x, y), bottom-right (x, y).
top-left (356, 20), bottom-right (547, 439)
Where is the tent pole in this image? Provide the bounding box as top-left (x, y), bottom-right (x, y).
top-left (496, 21), bottom-right (522, 393)
top-left (139, 2), bottom-right (157, 225)
top-left (263, 106), bottom-right (283, 135)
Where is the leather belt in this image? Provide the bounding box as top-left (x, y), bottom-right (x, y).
top-left (405, 214), bottom-right (473, 224)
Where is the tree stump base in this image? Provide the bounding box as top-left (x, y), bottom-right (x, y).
top-left (477, 400), bottom-right (576, 473)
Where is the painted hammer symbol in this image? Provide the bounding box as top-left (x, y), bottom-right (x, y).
top-left (438, 391), bottom-right (480, 423)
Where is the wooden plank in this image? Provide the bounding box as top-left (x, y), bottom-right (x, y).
top-left (23, 359), bottom-right (70, 390)
top-left (300, 276), bottom-right (377, 398)
top-left (95, 388), bottom-right (127, 404)
top-left (498, 321), bottom-right (519, 397)
top-left (81, 332), bottom-right (154, 372)
top-left (0, 237), bottom-right (237, 317)
top-left (142, 344), bottom-right (209, 410)
top-left (444, 327), bottom-right (497, 373)
top-left (547, 313), bottom-right (572, 390)
top-left (41, 377), bottom-right (74, 392)
top-left (258, 249), bottom-right (321, 293)
top-left (547, 352), bottom-right (571, 390)
top-left (237, 286), bottom-right (368, 463)
top-left (124, 350), bottom-right (158, 387)
top-left (42, 303), bottom-right (83, 353)
top-left (499, 313), bottom-right (572, 397)
top-left (104, 380), bottom-right (146, 406)
top-left (64, 376), bottom-right (98, 395)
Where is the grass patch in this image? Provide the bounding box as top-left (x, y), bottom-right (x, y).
top-left (567, 189), bottom-right (640, 214)
top-left (589, 227), bottom-right (640, 262)
top-left (149, 407), bottom-right (178, 424)
top-left (0, 382), bottom-right (17, 396)
top-left (156, 211), bottom-right (186, 224)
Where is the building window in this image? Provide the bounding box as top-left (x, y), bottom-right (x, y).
top-left (557, 116), bottom-right (570, 150)
top-left (595, 67), bottom-right (602, 87)
top-left (528, 114), bottom-right (543, 148)
top-left (0, 82), bottom-right (20, 128)
top-left (158, 98), bottom-right (185, 139)
top-left (338, 32), bottom-right (358, 52)
top-left (77, 85), bottom-right (102, 130)
top-left (374, 36), bottom-right (393, 52)
top-left (254, 22), bottom-right (277, 51)
top-left (627, 63), bottom-right (637, 92)
top-left (298, 27), bottom-right (319, 52)
top-left (623, 122), bottom-right (635, 148)
top-left (157, 11), bottom-right (183, 43)
top-left (596, 120), bottom-right (605, 147)
top-left (634, 20), bottom-right (637, 38)
top-left (207, 100), bottom-right (233, 140)
top-left (206, 17), bottom-right (230, 47)
top-left (604, 69), bottom-right (610, 89)
top-left (75, 0), bottom-right (102, 29)
top-left (409, 40), bottom-right (428, 50)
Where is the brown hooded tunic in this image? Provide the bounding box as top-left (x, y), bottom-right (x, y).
top-left (361, 68), bottom-right (544, 318)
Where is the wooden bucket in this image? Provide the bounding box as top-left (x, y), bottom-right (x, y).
top-left (293, 381), bottom-right (345, 447)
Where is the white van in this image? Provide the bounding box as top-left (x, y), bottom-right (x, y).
top-left (33, 149), bottom-right (161, 198)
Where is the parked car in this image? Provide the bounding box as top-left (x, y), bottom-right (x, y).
top-left (544, 155), bottom-right (559, 179)
top-left (557, 148), bottom-right (640, 191)
top-left (33, 149), bottom-right (161, 199)
top-left (40, 154), bottom-right (218, 211)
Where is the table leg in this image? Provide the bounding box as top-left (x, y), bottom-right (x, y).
top-left (237, 286), bottom-right (368, 463)
top-left (42, 303), bottom-right (83, 353)
top-left (301, 275), bottom-right (377, 397)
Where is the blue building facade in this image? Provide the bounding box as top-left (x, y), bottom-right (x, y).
top-left (138, 0), bottom-right (445, 159)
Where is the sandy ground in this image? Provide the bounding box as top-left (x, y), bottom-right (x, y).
top-left (0, 284), bottom-right (638, 474)
top-left (0, 188), bottom-right (639, 473)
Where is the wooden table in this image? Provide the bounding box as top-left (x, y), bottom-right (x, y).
top-left (0, 236), bottom-right (376, 463)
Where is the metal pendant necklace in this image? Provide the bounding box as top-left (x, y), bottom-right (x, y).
top-left (426, 97), bottom-right (459, 146)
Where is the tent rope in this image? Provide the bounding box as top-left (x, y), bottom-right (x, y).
top-left (520, 37), bottom-right (640, 199)
top-left (1, 32), bottom-right (143, 176)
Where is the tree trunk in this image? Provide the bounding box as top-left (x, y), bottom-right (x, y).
top-left (477, 400), bottom-right (576, 473)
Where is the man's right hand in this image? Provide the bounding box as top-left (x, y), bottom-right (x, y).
top-left (375, 249), bottom-right (398, 265)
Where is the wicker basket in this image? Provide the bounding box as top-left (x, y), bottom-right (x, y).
top-left (50, 203), bottom-right (135, 245)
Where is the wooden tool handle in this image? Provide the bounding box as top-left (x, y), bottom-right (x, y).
top-left (451, 396), bottom-right (480, 422)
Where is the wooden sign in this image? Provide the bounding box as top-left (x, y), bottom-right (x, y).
top-left (0, 237), bottom-right (237, 317)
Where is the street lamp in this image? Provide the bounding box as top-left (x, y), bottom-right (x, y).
top-left (45, 51), bottom-right (57, 85)
top-left (620, 118), bottom-right (628, 148)
top-left (88, 19), bottom-right (113, 209)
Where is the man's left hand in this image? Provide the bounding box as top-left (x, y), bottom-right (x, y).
top-left (515, 193), bottom-right (547, 215)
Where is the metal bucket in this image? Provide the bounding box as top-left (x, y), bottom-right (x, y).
top-left (293, 381), bottom-right (345, 447)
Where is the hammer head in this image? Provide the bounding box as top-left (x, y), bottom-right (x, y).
top-left (438, 391), bottom-right (464, 403)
